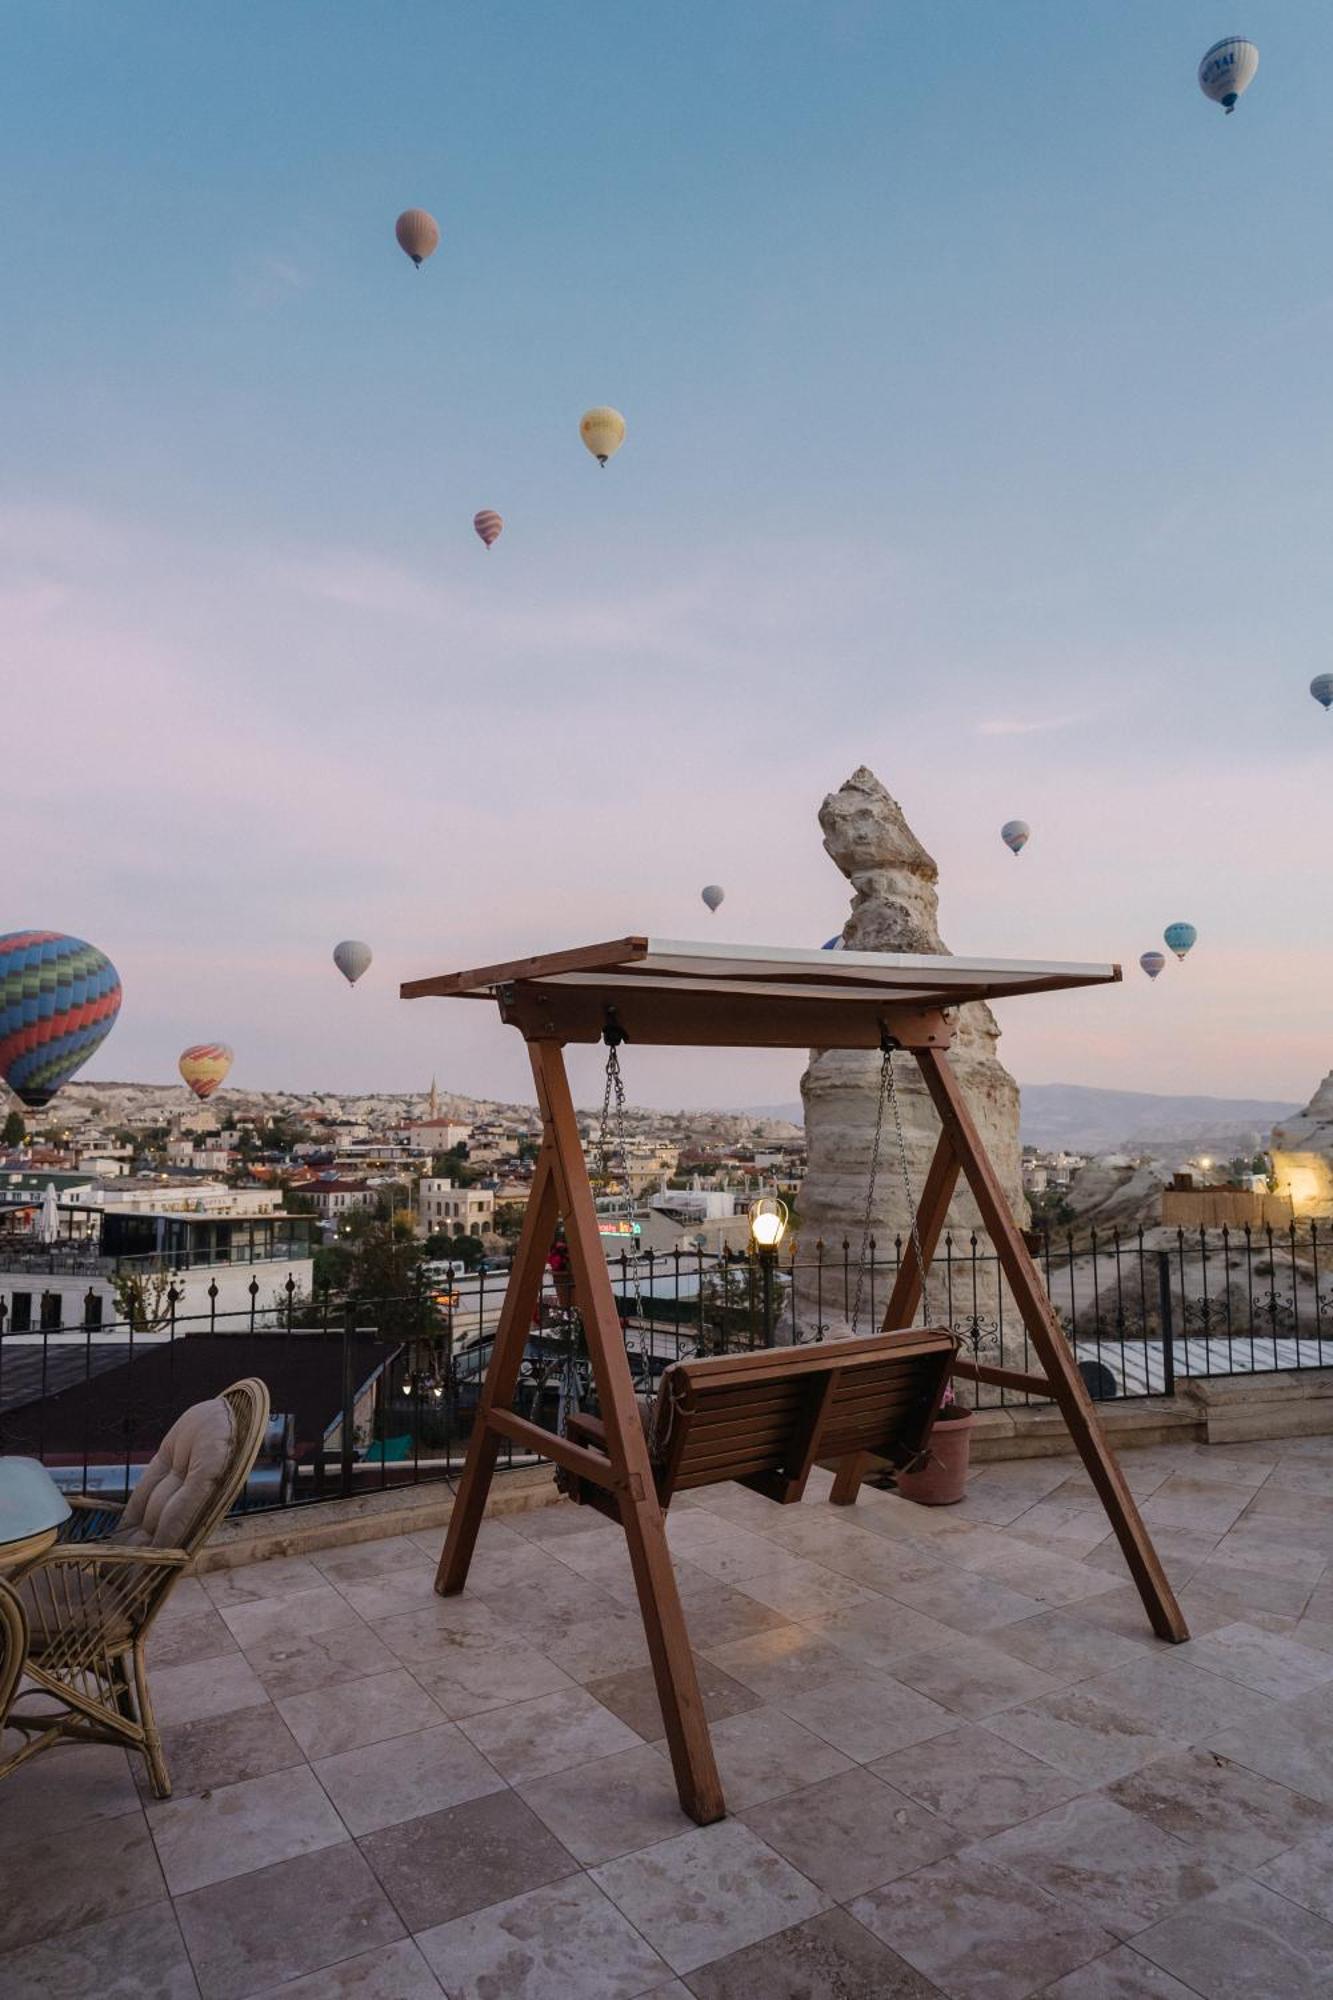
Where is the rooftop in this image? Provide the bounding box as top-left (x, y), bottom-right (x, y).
top-left (5, 1432), bottom-right (1333, 1994)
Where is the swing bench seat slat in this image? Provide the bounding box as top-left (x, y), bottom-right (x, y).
top-left (562, 1326), bottom-right (957, 1514)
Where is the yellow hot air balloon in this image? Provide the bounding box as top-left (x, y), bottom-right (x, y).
top-left (395, 209), bottom-right (440, 267)
top-left (179, 1044), bottom-right (233, 1101)
top-left (579, 407), bottom-right (626, 466)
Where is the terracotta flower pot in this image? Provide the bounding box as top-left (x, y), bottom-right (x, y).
top-left (895, 1411), bottom-right (975, 1506)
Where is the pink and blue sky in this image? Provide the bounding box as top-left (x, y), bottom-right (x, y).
top-left (3, 3), bottom-right (1331, 1109)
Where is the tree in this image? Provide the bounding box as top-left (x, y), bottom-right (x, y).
top-left (112, 1268), bottom-right (177, 1333)
top-left (2, 1110), bottom-right (25, 1147)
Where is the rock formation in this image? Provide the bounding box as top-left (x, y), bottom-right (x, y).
top-left (1270, 1073), bottom-right (1333, 1217)
top-left (794, 768), bottom-right (1027, 1351)
top-left (1062, 1155), bottom-right (1170, 1230)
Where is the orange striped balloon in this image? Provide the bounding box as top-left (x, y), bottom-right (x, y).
top-left (473, 510), bottom-right (503, 549)
top-left (395, 209), bottom-right (440, 267)
top-left (179, 1044), bottom-right (233, 1100)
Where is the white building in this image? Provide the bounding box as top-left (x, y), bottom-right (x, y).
top-left (419, 1178), bottom-right (494, 1239)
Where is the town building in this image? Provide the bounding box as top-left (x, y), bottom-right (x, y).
top-left (419, 1177), bottom-right (494, 1239)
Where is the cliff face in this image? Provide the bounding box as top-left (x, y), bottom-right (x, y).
top-left (794, 767), bottom-right (1026, 1346)
top-left (1271, 1073), bottom-right (1333, 1217)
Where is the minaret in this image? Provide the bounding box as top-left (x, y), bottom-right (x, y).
top-left (427, 1077), bottom-right (440, 1121)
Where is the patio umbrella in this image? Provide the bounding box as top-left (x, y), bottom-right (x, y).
top-left (36, 1181), bottom-right (60, 1243)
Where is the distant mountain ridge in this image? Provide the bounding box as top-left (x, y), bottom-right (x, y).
top-left (745, 1085), bottom-right (1302, 1156)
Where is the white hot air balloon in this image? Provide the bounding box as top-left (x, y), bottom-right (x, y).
top-left (1000, 820), bottom-right (1030, 856)
top-left (1198, 37), bottom-right (1259, 114)
top-left (700, 884), bottom-right (724, 914)
top-left (333, 940), bottom-right (373, 986)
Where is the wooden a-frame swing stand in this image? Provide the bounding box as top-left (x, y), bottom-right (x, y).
top-left (404, 937), bottom-right (1188, 1826)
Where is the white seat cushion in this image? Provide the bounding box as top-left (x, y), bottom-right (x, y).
top-left (112, 1397), bottom-right (236, 1550)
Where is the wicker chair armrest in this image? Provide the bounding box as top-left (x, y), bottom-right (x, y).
top-left (67, 1493), bottom-right (126, 1514)
top-left (13, 1542), bottom-right (189, 1583)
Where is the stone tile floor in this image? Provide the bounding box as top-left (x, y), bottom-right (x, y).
top-left (8, 1433), bottom-right (1333, 1995)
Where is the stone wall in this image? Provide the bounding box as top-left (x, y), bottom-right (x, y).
top-left (794, 767), bottom-right (1027, 1353)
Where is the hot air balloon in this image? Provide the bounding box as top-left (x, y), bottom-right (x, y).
top-left (179, 1045), bottom-right (233, 1101)
top-left (333, 940), bottom-right (373, 986)
top-left (1311, 674), bottom-right (1333, 711)
top-left (822, 936), bottom-right (847, 951)
top-left (1140, 951), bottom-right (1166, 981)
top-left (473, 510), bottom-right (503, 550)
top-left (1000, 820), bottom-right (1030, 855)
top-left (0, 931), bottom-right (122, 1110)
top-left (1164, 923), bottom-right (1197, 962)
top-left (395, 209), bottom-right (440, 267)
top-left (580, 407), bottom-right (626, 466)
top-left (700, 885), bottom-right (724, 913)
top-left (1198, 37), bottom-right (1259, 113)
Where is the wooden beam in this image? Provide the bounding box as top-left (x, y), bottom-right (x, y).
top-left (498, 987), bottom-right (954, 1052)
top-left (486, 1408), bottom-right (619, 1487)
top-left (914, 1043), bottom-right (1188, 1644)
top-left (952, 1356), bottom-right (1054, 1398)
top-left (530, 1040), bottom-right (726, 1825)
top-left (435, 1151), bottom-right (558, 1596)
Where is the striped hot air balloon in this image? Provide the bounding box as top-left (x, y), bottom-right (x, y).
top-left (0, 931), bottom-right (123, 1109)
top-left (473, 510), bottom-right (503, 549)
top-left (1000, 820), bottom-right (1030, 855)
top-left (1140, 951), bottom-right (1166, 981)
top-left (179, 1044), bottom-right (233, 1101)
top-left (395, 209), bottom-right (440, 266)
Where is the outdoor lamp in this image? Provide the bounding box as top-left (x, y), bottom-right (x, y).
top-left (749, 1195), bottom-right (788, 1251)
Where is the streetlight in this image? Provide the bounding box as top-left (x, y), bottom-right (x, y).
top-left (749, 1195), bottom-right (788, 1347)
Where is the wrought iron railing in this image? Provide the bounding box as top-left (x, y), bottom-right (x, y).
top-left (1, 1221), bottom-right (1329, 1514)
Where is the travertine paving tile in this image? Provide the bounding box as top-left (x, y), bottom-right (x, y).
top-left (806, 1594), bottom-right (959, 1670)
top-left (1109, 1745), bottom-right (1331, 1871)
top-left (702, 1622), bottom-right (852, 1702)
top-left (1255, 1824), bottom-right (1333, 1921)
top-left (275, 1666), bottom-right (445, 1758)
top-left (0, 1901), bottom-right (199, 1999)
top-left (238, 1618), bottom-right (400, 1699)
top-left (886, 1632), bottom-right (1063, 1718)
top-left (147, 1765), bottom-right (346, 1896)
top-left (851, 1852), bottom-right (1114, 2000)
top-left (1183, 1618), bottom-right (1333, 1700)
top-left (312, 1535), bottom-right (440, 1585)
top-left (216, 1585), bottom-right (364, 1652)
top-left (1133, 1876), bottom-right (1333, 1999)
top-left (590, 1817), bottom-right (829, 1975)
top-left (133, 1704), bottom-right (306, 1804)
top-left (884, 1567), bottom-right (1048, 1634)
top-left (313, 1720), bottom-right (504, 1835)
top-left (457, 1683), bottom-right (640, 1785)
top-left (520, 1742), bottom-right (693, 1863)
top-left (741, 1764), bottom-right (960, 1900)
top-left (250, 1937), bottom-right (443, 1996)
top-left (988, 1608), bottom-right (1152, 1680)
top-left (1040, 1943), bottom-right (1202, 1997)
top-left (873, 1722), bottom-right (1086, 1837)
top-left (683, 1905), bottom-right (942, 1999)
top-left (0, 1807), bottom-right (167, 1955)
top-left (969, 1792), bottom-right (1232, 1940)
top-left (585, 1654), bottom-right (759, 1740)
top-left (147, 1607), bottom-right (240, 1671)
top-left (360, 1788), bottom-right (578, 1929)
top-left (731, 1552), bottom-right (880, 1621)
top-left (0, 1739), bottom-right (139, 1852)
top-left (149, 1653), bottom-right (269, 1729)
top-left (410, 1638), bottom-right (578, 1720)
top-left (1208, 1682), bottom-right (1333, 1803)
top-left (981, 1684), bottom-right (1179, 1786)
top-left (417, 1873), bottom-right (670, 1998)
top-left (202, 1556), bottom-right (328, 1609)
top-left (776, 1668), bottom-right (954, 1763)
top-left (674, 1704), bottom-right (853, 1807)
top-left (174, 1842), bottom-right (404, 2000)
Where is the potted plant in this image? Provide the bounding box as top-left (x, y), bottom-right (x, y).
top-left (893, 1380), bottom-right (975, 1506)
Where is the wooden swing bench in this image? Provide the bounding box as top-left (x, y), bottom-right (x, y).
top-left (559, 1327), bottom-right (957, 1517)
top-left (403, 935), bottom-right (1188, 1828)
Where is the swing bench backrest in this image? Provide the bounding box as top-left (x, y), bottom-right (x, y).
top-left (567, 1327), bottom-right (957, 1512)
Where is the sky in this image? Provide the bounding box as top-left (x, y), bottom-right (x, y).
top-left (3, 2), bottom-right (1332, 1112)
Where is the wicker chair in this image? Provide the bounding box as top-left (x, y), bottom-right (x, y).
top-left (1, 1378), bottom-right (269, 1799)
top-left (0, 1577), bottom-right (29, 1750)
